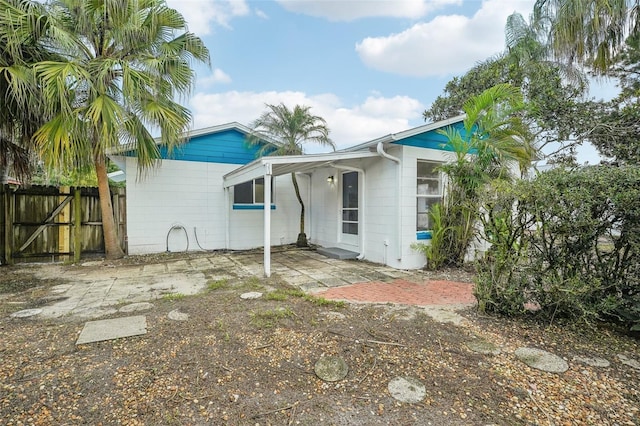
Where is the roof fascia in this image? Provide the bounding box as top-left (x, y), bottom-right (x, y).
top-left (341, 114), bottom-right (466, 152)
top-left (223, 151), bottom-right (378, 188)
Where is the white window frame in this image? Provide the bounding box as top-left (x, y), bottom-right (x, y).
top-left (416, 160), bottom-right (443, 231)
top-left (233, 177), bottom-right (275, 205)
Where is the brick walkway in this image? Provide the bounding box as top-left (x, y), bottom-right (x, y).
top-left (316, 279), bottom-right (476, 306)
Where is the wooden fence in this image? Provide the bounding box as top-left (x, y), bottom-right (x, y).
top-left (0, 185), bottom-right (126, 264)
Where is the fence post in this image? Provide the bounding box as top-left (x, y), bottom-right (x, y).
top-left (3, 186), bottom-right (14, 265)
top-left (74, 188), bottom-right (82, 263)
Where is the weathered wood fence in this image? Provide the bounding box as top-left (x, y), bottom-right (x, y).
top-left (0, 185), bottom-right (126, 264)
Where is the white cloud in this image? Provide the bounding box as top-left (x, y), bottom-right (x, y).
top-left (189, 91), bottom-right (425, 151)
top-left (166, 0), bottom-right (250, 35)
top-left (355, 0), bottom-right (535, 77)
top-left (199, 68), bottom-right (233, 86)
top-left (255, 9), bottom-right (269, 19)
top-left (276, 0), bottom-right (461, 21)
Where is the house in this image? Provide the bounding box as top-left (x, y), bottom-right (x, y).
top-left (109, 115), bottom-right (468, 276)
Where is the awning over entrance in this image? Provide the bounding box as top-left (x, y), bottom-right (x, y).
top-left (222, 151), bottom-right (380, 277)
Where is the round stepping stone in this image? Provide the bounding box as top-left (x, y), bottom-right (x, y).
top-left (119, 302), bottom-right (154, 313)
top-left (617, 354), bottom-right (640, 370)
top-left (314, 356), bottom-right (348, 382)
top-left (240, 292), bottom-right (263, 300)
top-left (388, 376), bottom-right (426, 403)
top-left (323, 311), bottom-right (346, 321)
top-left (10, 308), bottom-right (42, 318)
top-left (466, 340), bottom-right (501, 356)
top-left (573, 355), bottom-right (610, 368)
top-left (515, 347), bottom-right (568, 373)
top-left (168, 310), bottom-right (189, 321)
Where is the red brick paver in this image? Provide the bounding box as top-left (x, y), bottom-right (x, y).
top-left (316, 279), bottom-right (475, 306)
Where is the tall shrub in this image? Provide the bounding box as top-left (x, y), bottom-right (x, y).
top-left (476, 166), bottom-right (640, 330)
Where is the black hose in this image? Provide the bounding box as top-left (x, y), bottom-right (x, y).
top-left (166, 225), bottom-right (189, 252)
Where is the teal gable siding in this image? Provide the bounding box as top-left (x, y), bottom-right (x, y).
top-left (393, 121), bottom-right (468, 151)
top-left (127, 129), bottom-right (265, 164)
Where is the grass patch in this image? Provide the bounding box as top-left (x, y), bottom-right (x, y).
top-left (162, 293), bottom-right (186, 301)
top-left (306, 296), bottom-right (346, 308)
top-left (250, 307), bottom-right (295, 329)
top-left (207, 278), bottom-right (229, 291)
top-left (264, 288), bottom-right (306, 301)
top-left (240, 276), bottom-right (265, 291)
top-left (263, 288), bottom-right (345, 308)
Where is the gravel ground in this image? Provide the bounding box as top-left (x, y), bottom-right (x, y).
top-left (0, 257), bottom-right (638, 425)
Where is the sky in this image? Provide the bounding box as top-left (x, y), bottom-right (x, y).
top-left (165, 0), bottom-right (618, 163)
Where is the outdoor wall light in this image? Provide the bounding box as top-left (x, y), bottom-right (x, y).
top-left (327, 175), bottom-right (335, 184)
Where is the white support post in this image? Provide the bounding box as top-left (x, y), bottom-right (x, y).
top-left (224, 186), bottom-right (230, 250)
top-left (263, 163), bottom-right (272, 277)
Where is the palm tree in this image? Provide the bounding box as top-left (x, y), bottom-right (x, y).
top-left (0, 0), bottom-right (52, 183)
top-left (533, 0), bottom-right (639, 73)
top-left (248, 103), bottom-right (335, 247)
top-left (8, 0), bottom-right (209, 259)
top-left (424, 84), bottom-right (535, 268)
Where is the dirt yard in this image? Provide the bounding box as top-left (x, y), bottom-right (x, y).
top-left (0, 252), bottom-right (638, 425)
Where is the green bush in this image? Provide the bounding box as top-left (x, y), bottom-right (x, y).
top-left (475, 166), bottom-right (640, 330)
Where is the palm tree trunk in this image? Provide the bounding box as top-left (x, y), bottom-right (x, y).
top-left (95, 152), bottom-right (124, 260)
top-left (291, 172), bottom-right (307, 247)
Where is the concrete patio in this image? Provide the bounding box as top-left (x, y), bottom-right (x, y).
top-left (9, 248), bottom-right (474, 320)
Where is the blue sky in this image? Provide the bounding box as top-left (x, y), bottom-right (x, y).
top-left (167, 0), bottom-right (615, 163)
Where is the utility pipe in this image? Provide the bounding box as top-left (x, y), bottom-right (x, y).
top-left (376, 142), bottom-right (402, 261)
top-left (330, 163), bottom-right (366, 260)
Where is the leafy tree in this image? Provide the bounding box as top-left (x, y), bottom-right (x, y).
top-left (248, 103), bottom-right (335, 247)
top-left (533, 0), bottom-right (639, 73)
top-left (587, 34), bottom-right (640, 164)
top-left (417, 84), bottom-right (535, 269)
top-left (424, 13), bottom-right (589, 162)
top-left (6, 0), bottom-right (210, 259)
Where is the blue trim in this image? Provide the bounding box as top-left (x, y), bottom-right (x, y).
top-left (233, 204), bottom-right (276, 210)
top-left (394, 122), bottom-right (470, 152)
top-left (416, 231), bottom-right (432, 240)
top-left (124, 129), bottom-right (270, 165)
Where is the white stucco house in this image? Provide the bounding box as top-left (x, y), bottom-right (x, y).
top-left (109, 115), bottom-right (468, 276)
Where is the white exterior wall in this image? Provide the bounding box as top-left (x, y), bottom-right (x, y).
top-left (308, 168), bottom-right (339, 247)
top-left (123, 157), bottom-right (302, 254)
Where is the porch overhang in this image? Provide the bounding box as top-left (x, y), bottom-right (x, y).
top-left (223, 150), bottom-right (379, 278)
top-left (223, 150), bottom-right (378, 187)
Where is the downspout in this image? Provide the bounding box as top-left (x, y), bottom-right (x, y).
top-left (376, 142), bottom-right (402, 261)
top-left (330, 163), bottom-right (366, 260)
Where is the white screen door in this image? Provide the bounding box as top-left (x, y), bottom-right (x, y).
top-left (341, 171), bottom-right (359, 246)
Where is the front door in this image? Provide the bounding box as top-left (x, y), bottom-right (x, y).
top-left (340, 171), bottom-right (359, 247)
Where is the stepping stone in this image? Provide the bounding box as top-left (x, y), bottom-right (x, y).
top-left (240, 292), bottom-right (263, 300)
top-left (168, 309), bottom-right (189, 321)
top-left (617, 354), bottom-right (640, 370)
top-left (466, 339), bottom-right (501, 356)
top-left (119, 302), bottom-right (154, 313)
top-left (10, 308), bottom-right (42, 318)
top-left (388, 376), bottom-right (426, 403)
top-left (515, 347), bottom-right (568, 373)
top-left (76, 315), bottom-right (147, 345)
top-left (314, 356), bottom-right (348, 382)
top-left (573, 355), bottom-right (610, 368)
top-left (323, 311), bottom-right (346, 321)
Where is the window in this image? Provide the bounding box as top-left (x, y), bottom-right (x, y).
top-left (233, 177), bottom-right (274, 205)
top-left (416, 161), bottom-right (442, 231)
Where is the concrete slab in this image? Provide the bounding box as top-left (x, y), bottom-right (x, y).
top-left (317, 247), bottom-right (359, 260)
top-left (76, 315), bottom-right (147, 345)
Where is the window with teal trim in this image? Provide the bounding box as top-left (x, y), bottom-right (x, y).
top-left (416, 160), bottom-right (442, 235)
top-left (233, 177), bottom-right (275, 205)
